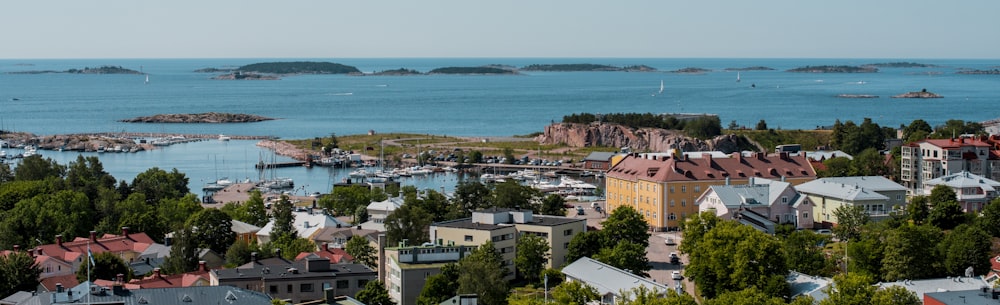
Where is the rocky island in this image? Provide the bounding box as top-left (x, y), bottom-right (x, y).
top-left (892, 89), bottom-right (943, 98)
top-left (370, 68), bottom-right (424, 76)
top-left (864, 62), bottom-right (937, 68)
top-left (237, 61), bottom-right (361, 75)
top-left (837, 94), bottom-right (880, 99)
top-left (428, 67), bottom-right (518, 75)
top-left (521, 64), bottom-right (624, 72)
top-left (194, 67), bottom-right (236, 73)
top-left (671, 67), bottom-right (711, 73)
top-left (8, 65), bottom-right (142, 75)
top-left (211, 72), bottom-right (279, 80)
top-left (956, 69), bottom-right (1000, 75)
top-left (724, 66), bottom-right (775, 71)
top-left (787, 65), bottom-right (878, 73)
top-left (120, 112), bottom-right (275, 123)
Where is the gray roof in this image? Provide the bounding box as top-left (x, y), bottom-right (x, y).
top-left (795, 177), bottom-right (904, 201)
top-left (707, 178), bottom-right (791, 208)
top-left (584, 152), bottom-right (619, 162)
top-left (787, 271), bottom-right (831, 303)
top-left (877, 276), bottom-right (989, 300)
top-left (0, 291), bottom-right (32, 305)
top-left (19, 282), bottom-right (271, 305)
top-left (130, 256), bottom-right (165, 277)
top-left (218, 260), bottom-right (375, 281)
top-left (231, 219), bottom-right (262, 234)
top-left (561, 257), bottom-right (669, 297)
top-left (925, 171), bottom-right (1000, 191)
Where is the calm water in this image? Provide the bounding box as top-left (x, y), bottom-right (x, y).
top-left (1, 58), bottom-right (998, 194)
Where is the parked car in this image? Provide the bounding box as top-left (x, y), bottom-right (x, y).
top-left (665, 238), bottom-right (677, 246)
top-left (816, 229), bottom-right (833, 235)
top-left (669, 252), bottom-right (680, 265)
top-left (576, 205), bottom-right (585, 215)
top-left (672, 271), bottom-right (683, 280)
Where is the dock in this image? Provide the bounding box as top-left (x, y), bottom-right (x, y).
top-left (255, 161), bottom-right (308, 169)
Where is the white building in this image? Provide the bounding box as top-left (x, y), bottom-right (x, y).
top-left (696, 177), bottom-right (814, 232)
top-left (923, 171), bottom-right (1000, 212)
top-left (257, 211), bottom-right (349, 244)
top-left (901, 136), bottom-right (1000, 195)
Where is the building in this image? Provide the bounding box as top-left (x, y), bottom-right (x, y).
top-left (232, 219), bottom-right (262, 244)
top-left (583, 151), bottom-right (620, 171)
top-left (383, 244), bottom-right (476, 305)
top-left (211, 255), bottom-right (376, 303)
top-left (257, 211), bottom-right (350, 244)
top-left (429, 209), bottom-right (586, 277)
top-left (925, 289), bottom-right (1000, 305)
top-left (312, 224), bottom-right (379, 248)
top-left (295, 243), bottom-right (355, 264)
top-left (923, 171), bottom-right (1000, 212)
top-left (605, 152), bottom-right (817, 230)
top-left (120, 262), bottom-right (212, 288)
top-left (28, 227), bottom-right (159, 291)
top-left (900, 136), bottom-right (1000, 196)
top-left (361, 196), bottom-right (404, 231)
top-left (696, 177), bottom-right (815, 233)
top-left (561, 257), bottom-right (670, 304)
top-left (18, 281), bottom-right (272, 305)
top-left (877, 276), bottom-right (990, 304)
top-left (796, 176), bottom-right (907, 226)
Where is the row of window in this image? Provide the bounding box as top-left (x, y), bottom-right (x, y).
top-left (266, 279), bottom-right (367, 294)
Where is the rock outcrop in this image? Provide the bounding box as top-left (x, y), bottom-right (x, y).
top-left (535, 123), bottom-right (760, 153)
top-left (120, 112), bottom-right (275, 123)
top-left (892, 90), bottom-right (943, 98)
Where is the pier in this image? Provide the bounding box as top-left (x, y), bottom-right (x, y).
top-left (255, 161), bottom-right (308, 169)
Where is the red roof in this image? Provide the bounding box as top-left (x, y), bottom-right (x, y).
top-left (607, 152), bottom-right (816, 182)
top-left (34, 230), bottom-right (155, 266)
top-left (127, 265), bottom-right (210, 288)
top-left (922, 138), bottom-right (992, 149)
top-left (296, 244), bottom-right (353, 264)
top-left (40, 274), bottom-right (79, 291)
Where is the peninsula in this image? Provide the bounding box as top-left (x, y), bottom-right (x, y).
top-left (120, 112), bottom-right (275, 123)
top-left (787, 65), bottom-right (878, 73)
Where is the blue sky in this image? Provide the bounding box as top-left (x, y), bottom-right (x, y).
top-left (2, 0), bottom-right (997, 59)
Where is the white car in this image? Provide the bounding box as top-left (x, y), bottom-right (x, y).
top-left (665, 238), bottom-right (677, 246)
top-left (672, 271), bottom-right (683, 280)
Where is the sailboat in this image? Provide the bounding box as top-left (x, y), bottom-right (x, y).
top-left (653, 80), bottom-right (664, 96)
top-left (144, 74), bottom-right (149, 84)
top-left (736, 72), bottom-right (741, 83)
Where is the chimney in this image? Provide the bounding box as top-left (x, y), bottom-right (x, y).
top-left (13, 245), bottom-right (19, 252)
top-left (251, 252), bottom-right (259, 263)
top-left (56, 235), bottom-right (63, 247)
top-left (36, 248), bottom-right (43, 256)
top-left (89, 231), bottom-right (97, 242)
top-left (734, 152), bottom-right (743, 163)
top-left (113, 273), bottom-right (125, 295)
top-left (56, 283), bottom-right (64, 293)
top-left (274, 248), bottom-right (282, 258)
top-left (121, 227), bottom-right (130, 239)
top-left (322, 243), bottom-right (329, 252)
top-left (198, 260), bottom-right (207, 272)
top-left (356, 225), bottom-right (361, 230)
top-left (164, 236), bottom-right (172, 247)
top-left (336, 223), bottom-right (342, 228)
top-left (153, 268), bottom-right (161, 278)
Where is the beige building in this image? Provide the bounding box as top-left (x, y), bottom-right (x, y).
top-left (429, 209), bottom-right (586, 278)
top-left (211, 256), bottom-right (376, 303)
top-left (795, 176), bottom-right (907, 227)
top-left (383, 244), bottom-right (476, 305)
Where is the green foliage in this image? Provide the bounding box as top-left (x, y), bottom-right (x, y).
top-left (0, 163), bottom-right (13, 184)
top-left (541, 268), bottom-right (564, 287)
top-left (929, 119), bottom-right (985, 138)
top-left (787, 65), bottom-right (878, 73)
top-left (457, 242), bottom-right (509, 305)
top-left (831, 118), bottom-right (886, 155)
top-left (323, 185), bottom-right (373, 219)
top-left (980, 198), bottom-right (1000, 237)
top-left (846, 226), bottom-right (887, 279)
top-left (384, 204), bottom-right (433, 246)
top-left (902, 119), bottom-right (933, 142)
top-left (679, 211), bottom-right (721, 255)
top-left (819, 273), bottom-right (876, 305)
top-left (539, 194), bottom-right (567, 216)
top-left (565, 231), bottom-right (602, 264)
top-left (907, 196), bottom-right (929, 224)
top-left (452, 181), bottom-right (492, 214)
top-left (0, 180), bottom-right (51, 211)
top-left (417, 263), bottom-right (459, 305)
top-left (551, 281), bottom-right (600, 305)
top-left (870, 285), bottom-right (921, 305)
top-left (405, 189), bottom-right (451, 222)
top-left (157, 194), bottom-right (204, 234)
top-left (65, 155), bottom-right (116, 201)
top-left (238, 61), bottom-right (361, 74)
top-left (131, 167), bottom-right (189, 205)
top-left (703, 287), bottom-right (786, 305)
top-left (270, 195), bottom-right (296, 243)
top-left (0, 190), bottom-right (94, 249)
top-left (355, 280), bottom-right (395, 305)
top-left (685, 220), bottom-right (788, 299)
top-left (927, 200), bottom-right (967, 230)
top-left (784, 230), bottom-right (833, 276)
top-left (617, 287), bottom-right (697, 305)
top-left (223, 189), bottom-right (269, 227)
top-left (13, 155), bottom-right (65, 181)
top-left (516, 234), bottom-right (550, 284)
top-left (185, 209), bottom-right (235, 254)
top-left (161, 227), bottom-right (199, 274)
top-left (0, 251), bottom-right (41, 297)
top-left (502, 148), bottom-right (515, 164)
top-left (755, 119), bottom-right (768, 130)
top-left (492, 180), bottom-right (541, 210)
top-left (428, 67), bottom-right (514, 74)
top-left (593, 241), bottom-right (650, 277)
top-left (77, 251), bottom-right (132, 283)
top-left (683, 116), bottom-right (723, 139)
top-left (270, 237), bottom-right (316, 260)
top-left (346, 235), bottom-right (377, 269)
top-left (521, 64), bottom-right (621, 71)
top-left (881, 224), bottom-right (943, 281)
top-left (225, 239), bottom-right (253, 266)
top-left (850, 148), bottom-right (891, 176)
top-left (832, 205), bottom-right (869, 241)
top-left (928, 185), bottom-right (957, 205)
top-left (601, 205), bottom-right (650, 248)
top-left (939, 224), bottom-right (991, 276)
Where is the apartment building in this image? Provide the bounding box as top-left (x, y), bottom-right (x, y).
top-left (796, 176), bottom-right (907, 226)
top-left (900, 136), bottom-right (1000, 195)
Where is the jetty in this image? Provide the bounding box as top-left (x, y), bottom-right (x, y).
top-left (255, 161), bottom-right (308, 169)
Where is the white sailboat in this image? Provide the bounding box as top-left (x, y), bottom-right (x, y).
top-left (653, 80), bottom-right (664, 96)
top-left (144, 74), bottom-right (149, 84)
top-left (736, 72), bottom-right (741, 83)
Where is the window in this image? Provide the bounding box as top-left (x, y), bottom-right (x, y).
top-left (287, 284), bottom-right (293, 293)
top-left (670, 200), bottom-right (675, 207)
top-left (563, 229), bottom-right (573, 236)
top-left (301, 283), bottom-right (314, 292)
top-left (803, 212), bottom-right (809, 219)
top-left (337, 280), bottom-right (349, 289)
top-left (896, 195), bottom-right (902, 200)
top-left (681, 199), bottom-right (686, 207)
top-left (681, 186), bottom-right (687, 193)
top-left (270, 286), bottom-right (278, 293)
top-left (670, 186), bottom-right (675, 193)
top-left (653, 212), bottom-right (657, 219)
top-left (563, 242), bottom-right (569, 249)
top-left (694, 186), bottom-right (701, 193)
top-left (782, 196), bottom-right (788, 203)
top-left (464, 235), bottom-right (473, 242)
top-left (668, 213), bottom-right (677, 220)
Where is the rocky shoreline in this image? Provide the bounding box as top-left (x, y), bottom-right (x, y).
top-left (534, 122), bottom-right (760, 153)
top-left (892, 90), bottom-right (943, 98)
top-left (120, 112), bottom-right (275, 123)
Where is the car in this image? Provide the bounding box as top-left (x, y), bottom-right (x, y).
top-left (816, 229), bottom-right (833, 235)
top-left (669, 252), bottom-right (680, 265)
top-left (665, 238), bottom-right (677, 246)
top-left (672, 271), bottom-right (683, 280)
top-left (576, 206), bottom-right (585, 215)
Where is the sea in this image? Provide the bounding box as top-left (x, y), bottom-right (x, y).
top-left (1, 58), bottom-right (998, 195)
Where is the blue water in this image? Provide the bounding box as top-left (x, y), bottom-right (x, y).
top-left (1, 58), bottom-right (998, 194)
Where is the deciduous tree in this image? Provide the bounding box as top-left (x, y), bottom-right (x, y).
top-left (355, 280), bottom-right (394, 305)
top-left (457, 242), bottom-right (509, 305)
top-left (186, 208), bottom-right (235, 254)
top-left (832, 205), bottom-right (869, 241)
top-left (384, 204), bottom-right (432, 246)
top-left (0, 251), bottom-right (41, 297)
top-left (819, 273), bottom-right (875, 305)
top-left (881, 224), bottom-right (943, 281)
top-left (551, 281), bottom-right (599, 305)
top-left (870, 285), bottom-right (921, 305)
top-left (939, 224), bottom-right (991, 276)
top-left (601, 205), bottom-right (649, 248)
top-left (77, 251), bottom-right (132, 283)
top-left (685, 220), bottom-right (788, 299)
top-left (346, 235), bottom-right (377, 269)
top-left (594, 241), bottom-right (649, 277)
top-left (515, 234), bottom-right (550, 284)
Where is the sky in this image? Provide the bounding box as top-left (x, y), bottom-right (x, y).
top-left (1, 0), bottom-right (997, 59)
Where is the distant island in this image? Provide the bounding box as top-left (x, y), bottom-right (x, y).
top-left (8, 65), bottom-right (142, 75)
top-left (623, 65), bottom-right (657, 72)
top-left (211, 72), bottom-right (279, 80)
top-left (836, 94), bottom-right (880, 98)
top-left (892, 89), bottom-right (943, 98)
top-left (120, 112), bottom-right (275, 123)
top-left (787, 65), bottom-right (878, 73)
top-left (237, 61), bottom-right (361, 75)
top-left (521, 64), bottom-right (626, 72)
top-left (671, 67), bottom-right (711, 73)
top-left (864, 62), bottom-right (936, 68)
top-left (428, 67), bottom-right (518, 75)
top-left (194, 67), bottom-right (236, 73)
top-left (956, 69), bottom-right (1000, 75)
top-left (724, 66), bottom-right (775, 71)
top-left (370, 68), bottom-right (424, 76)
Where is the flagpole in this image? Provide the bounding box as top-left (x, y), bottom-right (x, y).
top-left (87, 240), bottom-right (91, 305)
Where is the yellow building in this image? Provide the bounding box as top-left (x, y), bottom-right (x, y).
top-left (606, 152), bottom-right (817, 230)
top-left (429, 209), bottom-right (586, 277)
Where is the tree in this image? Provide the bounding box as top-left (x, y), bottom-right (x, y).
top-left (881, 224), bottom-right (943, 281)
top-left (242, 190), bottom-right (269, 227)
top-left (13, 155), bottom-right (65, 181)
top-left (819, 273), bottom-right (876, 305)
top-left (939, 224), bottom-right (991, 276)
top-left (832, 205), bottom-right (869, 241)
top-left (515, 234), bottom-right (550, 284)
top-left (703, 287), bottom-right (786, 305)
top-left (907, 196), bottom-right (929, 225)
top-left (324, 185), bottom-right (372, 219)
top-left (225, 239), bottom-right (253, 267)
top-left (846, 225), bottom-right (888, 280)
top-left (593, 241), bottom-right (650, 277)
top-left (503, 148), bottom-right (515, 164)
top-left (493, 180), bottom-right (539, 210)
top-left (270, 195), bottom-right (297, 243)
top-left (65, 155), bottom-right (116, 201)
top-left (819, 157), bottom-right (852, 177)
top-left (346, 235), bottom-right (377, 269)
top-left (185, 209), bottom-right (235, 254)
top-left (617, 287), bottom-right (697, 305)
top-left (755, 119), bottom-right (768, 130)
top-left (685, 220), bottom-right (788, 299)
top-left (927, 200), bottom-right (966, 230)
top-left (601, 205), bottom-right (650, 248)
top-left (0, 163), bottom-right (13, 184)
top-left (131, 167), bottom-right (189, 205)
top-left (417, 263), bottom-right (459, 305)
top-left (384, 204), bottom-right (433, 246)
top-left (551, 281), bottom-right (599, 305)
top-left (679, 212), bottom-right (721, 255)
top-left (457, 242), bottom-right (509, 305)
top-left (157, 194), bottom-right (204, 233)
top-left (784, 230), bottom-right (833, 276)
top-left (850, 148), bottom-right (889, 176)
top-left (902, 119), bottom-right (933, 142)
top-left (77, 251), bottom-right (132, 283)
top-left (0, 251), bottom-right (41, 297)
top-left (683, 116), bottom-right (722, 139)
top-left (565, 231), bottom-right (602, 264)
top-left (870, 285), bottom-right (921, 305)
top-left (452, 181), bottom-right (493, 216)
top-left (979, 198), bottom-right (1000, 237)
top-left (928, 185), bottom-right (957, 205)
top-left (355, 280), bottom-right (394, 305)
top-left (161, 228), bottom-right (199, 274)
top-left (539, 194), bottom-right (567, 216)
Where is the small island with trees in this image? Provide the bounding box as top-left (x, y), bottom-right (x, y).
top-left (956, 69), bottom-right (1000, 75)
top-left (8, 65), bottom-right (142, 75)
top-left (864, 62), bottom-right (937, 68)
top-left (427, 67), bottom-right (518, 75)
top-left (892, 88), bottom-right (943, 98)
top-left (787, 65), bottom-right (879, 73)
top-left (120, 112), bottom-right (275, 123)
top-left (671, 67), bottom-right (712, 73)
top-left (370, 68), bottom-right (424, 76)
top-left (236, 61), bottom-right (361, 75)
top-left (724, 66), bottom-right (775, 71)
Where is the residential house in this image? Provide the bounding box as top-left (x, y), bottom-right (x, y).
top-left (877, 276), bottom-right (990, 304)
top-left (382, 244), bottom-right (476, 305)
top-left (361, 196), bottom-right (404, 231)
top-left (257, 210), bottom-right (349, 244)
top-left (119, 261), bottom-right (212, 288)
top-left (583, 151), bottom-right (620, 171)
top-left (696, 177), bottom-right (815, 233)
top-left (310, 225), bottom-right (378, 249)
top-left (429, 209), bottom-right (586, 278)
top-left (232, 219), bottom-right (262, 244)
top-left (212, 255), bottom-right (376, 303)
top-left (30, 227), bottom-right (158, 291)
top-left (295, 243), bottom-right (354, 264)
top-left (606, 152), bottom-right (817, 230)
top-left (923, 171), bottom-right (1000, 212)
top-left (796, 176), bottom-right (907, 227)
top-left (561, 257), bottom-right (670, 304)
top-left (900, 135), bottom-right (1000, 195)
top-left (19, 281), bottom-right (272, 305)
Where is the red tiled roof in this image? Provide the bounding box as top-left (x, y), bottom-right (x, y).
top-left (40, 274), bottom-right (79, 291)
top-left (922, 138), bottom-right (992, 148)
top-left (607, 152), bottom-right (816, 182)
top-left (34, 231), bottom-right (155, 265)
top-left (296, 245), bottom-right (353, 264)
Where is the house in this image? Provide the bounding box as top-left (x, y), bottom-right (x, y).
top-left (606, 152), bottom-right (817, 230)
top-left (27, 227), bottom-right (160, 291)
top-left (361, 196), bottom-right (404, 231)
top-left (924, 289), bottom-right (1000, 305)
top-left (18, 281), bottom-right (272, 305)
top-left (310, 225), bottom-right (379, 249)
top-left (429, 209), bottom-right (586, 278)
top-left (796, 176), bottom-right (907, 227)
top-left (900, 135), bottom-right (1000, 195)
top-left (232, 219), bottom-right (262, 244)
top-left (382, 244), bottom-right (477, 305)
top-left (696, 177), bottom-right (815, 233)
top-left (212, 255), bottom-right (376, 303)
top-left (561, 257), bottom-right (670, 304)
top-left (922, 171), bottom-right (1000, 212)
top-left (295, 243), bottom-right (354, 264)
top-left (439, 294), bottom-right (479, 305)
top-left (583, 151), bottom-right (620, 171)
top-left (257, 210), bottom-right (350, 244)
top-left (877, 276), bottom-right (990, 304)
top-left (120, 261), bottom-right (212, 288)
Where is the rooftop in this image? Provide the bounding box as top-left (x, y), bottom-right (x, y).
top-left (561, 257), bottom-right (668, 297)
top-left (608, 152), bottom-right (815, 182)
top-left (795, 177), bottom-right (904, 201)
top-left (924, 171), bottom-right (1000, 191)
top-left (584, 151), bottom-right (619, 162)
top-left (217, 260), bottom-right (374, 281)
top-left (706, 177), bottom-right (791, 208)
top-left (877, 276), bottom-right (990, 300)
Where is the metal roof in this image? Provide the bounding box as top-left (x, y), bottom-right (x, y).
top-left (561, 257), bottom-right (668, 297)
top-left (795, 177), bottom-right (904, 201)
top-left (925, 171), bottom-right (1000, 192)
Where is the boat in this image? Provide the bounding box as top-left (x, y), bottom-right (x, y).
top-left (0, 150), bottom-right (5, 158)
top-left (22, 145), bottom-right (37, 157)
top-left (218, 134), bottom-right (231, 141)
top-left (736, 72), bottom-right (741, 83)
top-left (349, 169), bottom-right (370, 178)
top-left (144, 74), bottom-right (149, 84)
top-left (653, 80), bottom-right (665, 96)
